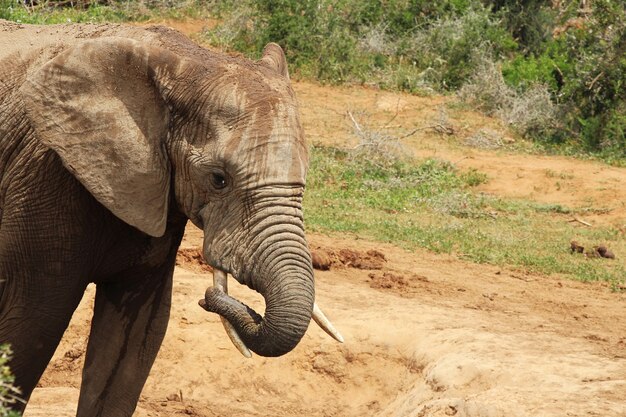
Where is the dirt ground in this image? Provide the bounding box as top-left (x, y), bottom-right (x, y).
top-left (24, 21), bottom-right (626, 417)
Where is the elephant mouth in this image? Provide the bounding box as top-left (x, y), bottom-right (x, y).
top-left (198, 268), bottom-right (344, 358)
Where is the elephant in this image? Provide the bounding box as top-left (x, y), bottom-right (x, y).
top-left (0, 20), bottom-right (342, 416)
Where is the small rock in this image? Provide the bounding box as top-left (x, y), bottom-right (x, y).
top-left (570, 240), bottom-right (584, 253)
top-left (311, 250), bottom-right (331, 270)
top-left (445, 404), bottom-right (459, 415)
top-left (64, 348), bottom-right (83, 361)
top-left (596, 245), bottom-right (615, 259)
top-left (482, 293), bottom-right (496, 301)
top-left (166, 393), bottom-right (181, 402)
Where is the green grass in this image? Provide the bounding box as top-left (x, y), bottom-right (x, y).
top-left (304, 146), bottom-right (626, 286)
top-left (0, 0), bottom-right (211, 24)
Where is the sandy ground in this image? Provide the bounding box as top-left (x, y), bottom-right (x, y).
top-left (23, 21), bottom-right (626, 417)
top-left (25, 226), bottom-right (626, 417)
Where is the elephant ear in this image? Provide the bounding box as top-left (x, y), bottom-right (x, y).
top-left (20, 38), bottom-right (177, 237)
top-left (258, 43), bottom-right (290, 80)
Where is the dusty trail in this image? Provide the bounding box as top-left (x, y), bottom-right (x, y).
top-left (23, 21), bottom-right (626, 417)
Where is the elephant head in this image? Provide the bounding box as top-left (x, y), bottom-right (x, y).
top-left (20, 37), bottom-right (342, 357)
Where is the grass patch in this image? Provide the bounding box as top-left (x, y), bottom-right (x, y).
top-left (305, 145), bottom-right (625, 285)
top-left (0, 0), bottom-right (211, 24)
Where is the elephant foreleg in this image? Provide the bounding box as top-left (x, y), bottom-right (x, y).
top-left (76, 265), bottom-right (174, 417)
top-left (0, 274), bottom-right (86, 412)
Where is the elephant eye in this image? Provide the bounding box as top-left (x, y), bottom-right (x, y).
top-left (211, 171), bottom-right (228, 190)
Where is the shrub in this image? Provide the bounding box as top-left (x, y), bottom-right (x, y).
top-left (205, 0), bottom-right (516, 91)
top-left (490, 0), bottom-right (558, 56)
top-left (500, 0), bottom-right (626, 157)
top-left (459, 52), bottom-right (558, 139)
top-left (0, 345), bottom-right (21, 417)
top-left (402, 6), bottom-right (517, 90)
top-left (558, 0), bottom-right (626, 157)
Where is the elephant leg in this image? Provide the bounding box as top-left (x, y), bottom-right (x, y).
top-left (76, 265), bottom-right (174, 417)
top-left (0, 277), bottom-right (86, 412)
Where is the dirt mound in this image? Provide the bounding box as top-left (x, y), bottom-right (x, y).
top-left (176, 245), bottom-right (389, 273)
top-left (311, 247), bottom-right (386, 270)
top-left (176, 247), bottom-right (213, 273)
top-left (367, 271), bottom-right (429, 296)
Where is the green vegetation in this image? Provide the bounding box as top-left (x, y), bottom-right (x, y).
top-left (207, 0), bottom-right (516, 91)
top-left (305, 146), bottom-right (625, 285)
top-left (0, 0), bottom-right (209, 24)
top-left (499, 1), bottom-right (626, 161)
top-left (0, 345), bottom-right (20, 417)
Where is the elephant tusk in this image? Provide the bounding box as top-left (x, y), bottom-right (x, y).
top-left (213, 269), bottom-right (253, 358)
top-left (312, 303), bottom-right (344, 343)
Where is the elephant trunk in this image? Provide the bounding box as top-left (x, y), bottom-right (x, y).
top-left (202, 204), bottom-right (315, 357)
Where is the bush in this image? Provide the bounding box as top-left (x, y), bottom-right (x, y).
top-left (490, 0), bottom-right (558, 56)
top-left (459, 52), bottom-right (558, 139)
top-left (500, 0), bottom-right (626, 158)
top-left (0, 345), bottom-right (21, 417)
top-left (402, 7), bottom-right (516, 89)
top-left (208, 0), bottom-right (369, 83)
top-left (205, 0), bottom-right (516, 91)
top-left (559, 0), bottom-right (626, 157)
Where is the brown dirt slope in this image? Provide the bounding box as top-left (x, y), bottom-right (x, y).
top-left (24, 20), bottom-right (626, 417)
top-left (295, 82), bottom-right (626, 228)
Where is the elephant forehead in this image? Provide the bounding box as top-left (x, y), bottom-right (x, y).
top-left (221, 102), bottom-right (307, 184)
top-left (255, 132), bottom-right (308, 184)
top-left (207, 63), bottom-right (294, 113)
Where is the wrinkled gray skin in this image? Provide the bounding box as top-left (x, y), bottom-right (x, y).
top-left (0, 21), bottom-right (313, 416)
